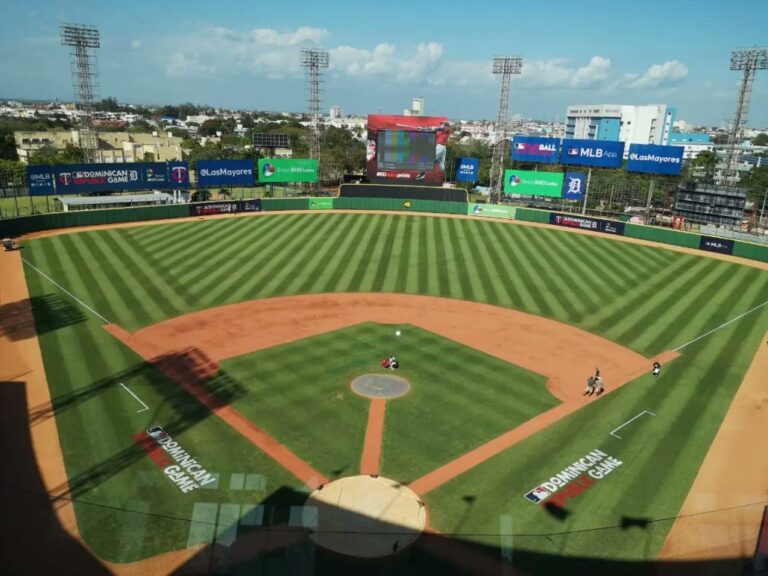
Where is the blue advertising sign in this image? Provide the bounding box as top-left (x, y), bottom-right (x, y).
top-left (454, 157), bottom-right (479, 182)
top-left (168, 161), bottom-right (190, 189)
top-left (27, 165), bottom-right (55, 196)
top-left (52, 162), bottom-right (190, 194)
top-left (699, 236), bottom-right (734, 255)
top-left (562, 172), bottom-right (586, 200)
top-left (560, 139), bottom-right (625, 168)
top-left (196, 160), bottom-right (255, 187)
top-left (511, 136), bottom-right (560, 164)
top-left (627, 144), bottom-right (684, 175)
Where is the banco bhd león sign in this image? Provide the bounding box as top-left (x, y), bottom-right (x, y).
top-left (503, 169), bottom-right (564, 197)
top-left (257, 158), bottom-right (318, 183)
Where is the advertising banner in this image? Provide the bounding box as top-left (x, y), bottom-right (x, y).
top-left (240, 199), bottom-right (262, 212)
top-left (168, 161), bottom-right (190, 189)
top-left (562, 172), bottom-right (587, 200)
top-left (189, 199), bottom-right (262, 216)
top-left (561, 139), bottom-right (625, 168)
top-left (627, 144), bottom-right (684, 175)
top-left (27, 165), bottom-right (55, 196)
top-left (309, 197), bottom-right (334, 210)
top-left (699, 236), bottom-right (734, 255)
top-left (196, 160), bottom-right (255, 187)
top-left (366, 114), bottom-right (449, 184)
top-left (52, 162), bottom-right (190, 194)
top-left (455, 157), bottom-right (479, 182)
top-left (503, 170), bottom-right (564, 197)
top-left (511, 137), bottom-right (560, 164)
top-left (468, 203), bottom-right (516, 219)
top-left (257, 158), bottom-right (318, 183)
top-left (549, 213), bottom-right (625, 235)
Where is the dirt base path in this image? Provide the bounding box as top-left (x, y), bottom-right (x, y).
top-left (658, 330), bottom-right (768, 570)
top-left (106, 293), bottom-right (672, 496)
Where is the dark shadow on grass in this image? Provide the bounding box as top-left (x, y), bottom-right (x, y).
top-left (0, 294), bottom-right (86, 341)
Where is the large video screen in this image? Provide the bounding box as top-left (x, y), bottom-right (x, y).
top-left (366, 114), bottom-right (449, 184)
top-left (376, 130), bottom-right (436, 171)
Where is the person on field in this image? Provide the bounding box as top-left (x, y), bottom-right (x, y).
top-left (584, 376), bottom-right (595, 396)
top-left (652, 361), bottom-right (661, 377)
top-left (595, 367), bottom-right (601, 379)
top-left (594, 376), bottom-right (605, 396)
top-left (389, 355), bottom-right (399, 370)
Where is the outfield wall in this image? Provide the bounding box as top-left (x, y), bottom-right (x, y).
top-left (2, 199), bottom-right (768, 264)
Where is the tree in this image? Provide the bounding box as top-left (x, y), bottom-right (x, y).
top-left (753, 133), bottom-right (768, 147)
top-left (739, 165), bottom-right (768, 202)
top-left (28, 143), bottom-right (86, 165)
top-left (94, 97), bottom-right (122, 112)
top-left (191, 189), bottom-right (212, 202)
top-left (690, 150), bottom-right (717, 184)
top-left (127, 119), bottom-right (154, 133)
top-left (712, 134), bottom-right (729, 145)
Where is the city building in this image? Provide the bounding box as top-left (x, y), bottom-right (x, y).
top-left (14, 130), bottom-right (184, 163)
top-left (668, 132), bottom-right (714, 160)
top-left (403, 97), bottom-right (424, 117)
top-left (674, 182), bottom-right (746, 227)
top-left (565, 104), bottom-right (676, 149)
top-left (329, 105), bottom-right (342, 119)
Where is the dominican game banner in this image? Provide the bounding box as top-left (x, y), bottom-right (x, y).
top-left (52, 162), bottom-right (190, 194)
top-left (560, 139), bottom-right (625, 168)
top-left (504, 170), bottom-right (564, 197)
top-left (26, 165), bottom-right (55, 196)
top-left (627, 144), bottom-right (684, 175)
top-left (511, 137), bottom-right (560, 164)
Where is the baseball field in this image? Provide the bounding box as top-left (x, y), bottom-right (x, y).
top-left (3, 210), bottom-right (768, 575)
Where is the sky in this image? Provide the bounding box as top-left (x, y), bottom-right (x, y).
top-left (1, 0), bottom-right (766, 127)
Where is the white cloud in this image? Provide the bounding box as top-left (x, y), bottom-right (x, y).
top-left (130, 40), bottom-right (142, 50)
top-left (330, 42), bottom-right (442, 82)
top-left (521, 56), bottom-right (612, 89)
top-left (627, 60), bottom-right (688, 89)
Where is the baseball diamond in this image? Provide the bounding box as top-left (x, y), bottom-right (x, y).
top-left (2, 210), bottom-right (768, 576)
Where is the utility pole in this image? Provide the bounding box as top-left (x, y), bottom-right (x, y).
top-left (489, 56), bottom-right (522, 203)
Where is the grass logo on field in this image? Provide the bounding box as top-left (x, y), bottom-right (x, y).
top-left (508, 173), bottom-right (521, 187)
top-left (524, 486), bottom-right (550, 503)
top-left (262, 163), bottom-right (276, 178)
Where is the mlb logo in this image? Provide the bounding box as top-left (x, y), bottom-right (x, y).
top-left (515, 143), bottom-right (525, 150)
top-left (524, 486), bottom-right (550, 503)
top-left (567, 147), bottom-right (580, 156)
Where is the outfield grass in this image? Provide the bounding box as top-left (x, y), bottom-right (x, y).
top-left (19, 212), bottom-right (768, 568)
top-left (216, 323), bottom-right (555, 483)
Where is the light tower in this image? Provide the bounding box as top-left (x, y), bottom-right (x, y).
top-left (60, 23), bottom-right (101, 163)
top-left (300, 48), bottom-right (329, 190)
top-left (489, 56), bottom-right (522, 202)
top-left (720, 47), bottom-right (768, 185)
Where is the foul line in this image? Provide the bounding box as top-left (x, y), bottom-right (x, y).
top-left (673, 299), bottom-right (768, 352)
top-left (610, 410), bottom-right (655, 439)
top-left (118, 382), bottom-right (149, 413)
top-left (22, 257), bottom-right (110, 324)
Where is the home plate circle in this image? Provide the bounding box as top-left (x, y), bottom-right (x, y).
top-left (351, 374), bottom-right (411, 399)
top-left (303, 475), bottom-right (427, 558)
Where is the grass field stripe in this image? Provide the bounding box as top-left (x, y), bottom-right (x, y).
top-left (425, 216), bottom-right (442, 295)
top-left (118, 382), bottom-right (149, 413)
top-left (438, 217), bottom-right (468, 300)
top-left (609, 410), bottom-right (655, 439)
top-left (195, 215), bottom-right (308, 300)
top-left (673, 298), bottom-right (768, 352)
top-left (403, 217), bottom-right (421, 294)
top-left (391, 216), bottom-right (413, 293)
top-left (337, 215), bottom-right (386, 291)
top-left (482, 222), bottom-right (533, 310)
top-left (379, 215), bottom-right (408, 292)
top-left (22, 257), bottom-right (110, 324)
top-left (371, 214), bottom-right (405, 291)
top-left (464, 221), bottom-right (501, 305)
top-left (316, 214), bottom-right (370, 293)
top-left (500, 225), bottom-right (557, 316)
top-left (359, 215), bottom-right (397, 292)
top-left (451, 219), bottom-right (488, 303)
top-left (551, 231), bottom-right (623, 300)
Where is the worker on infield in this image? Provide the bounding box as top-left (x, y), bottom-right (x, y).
top-left (584, 376), bottom-right (595, 396)
top-left (594, 375), bottom-right (605, 396)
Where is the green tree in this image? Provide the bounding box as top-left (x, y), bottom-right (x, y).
top-left (28, 143), bottom-right (86, 165)
top-left (753, 133), bottom-right (768, 147)
top-left (690, 150), bottom-right (717, 183)
top-left (94, 97), bottom-right (122, 112)
top-left (739, 165), bottom-right (768, 202)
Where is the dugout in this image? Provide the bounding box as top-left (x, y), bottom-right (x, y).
top-left (338, 183), bottom-right (467, 203)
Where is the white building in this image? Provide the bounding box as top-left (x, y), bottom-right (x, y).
top-left (403, 97), bottom-right (424, 117)
top-left (330, 105), bottom-right (342, 119)
top-left (565, 104), bottom-right (676, 150)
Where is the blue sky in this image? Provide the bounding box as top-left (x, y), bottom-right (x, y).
top-left (1, 0), bottom-right (766, 126)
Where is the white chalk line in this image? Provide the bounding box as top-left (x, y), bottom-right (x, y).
top-left (22, 257), bottom-right (111, 324)
top-left (610, 410), bottom-right (656, 439)
top-left (673, 299), bottom-right (768, 352)
top-left (119, 382), bottom-right (149, 413)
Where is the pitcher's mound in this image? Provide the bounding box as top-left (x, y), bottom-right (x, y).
top-left (351, 374), bottom-right (411, 399)
top-left (303, 475), bottom-right (426, 558)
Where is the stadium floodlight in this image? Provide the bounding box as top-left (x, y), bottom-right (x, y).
top-left (489, 56), bottom-right (523, 201)
top-left (60, 23), bottom-right (101, 163)
top-left (300, 48), bottom-right (330, 192)
top-left (720, 47), bottom-right (768, 184)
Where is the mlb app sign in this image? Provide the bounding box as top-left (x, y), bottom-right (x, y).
top-left (257, 158), bottom-right (318, 183)
top-left (455, 157), bottom-right (479, 182)
top-left (627, 144), bottom-right (684, 175)
top-left (27, 165), bottom-right (55, 196)
top-left (561, 139), bottom-right (625, 168)
top-left (503, 169), bottom-right (564, 197)
top-left (511, 136), bottom-right (560, 164)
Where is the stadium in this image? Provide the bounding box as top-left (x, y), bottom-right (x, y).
top-left (2, 9), bottom-right (768, 576)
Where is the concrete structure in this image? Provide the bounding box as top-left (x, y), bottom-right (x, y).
top-left (14, 130), bottom-right (184, 163)
top-left (674, 182), bottom-right (746, 227)
top-left (329, 105), bottom-right (342, 119)
top-left (668, 132), bottom-right (715, 160)
top-left (403, 97), bottom-right (425, 117)
top-left (565, 104), bottom-right (676, 149)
